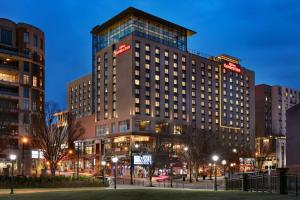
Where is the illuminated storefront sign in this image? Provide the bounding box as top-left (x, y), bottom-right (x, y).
top-left (114, 44), bottom-right (131, 56)
top-left (134, 155), bottom-right (152, 165)
top-left (224, 62), bottom-right (241, 73)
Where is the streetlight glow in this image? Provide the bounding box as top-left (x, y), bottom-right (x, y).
top-left (232, 148), bottom-right (237, 153)
top-left (101, 161), bottom-right (107, 166)
top-left (10, 154), bottom-right (16, 161)
top-left (212, 155), bottom-right (219, 162)
top-left (184, 147), bottom-right (188, 151)
top-left (22, 137), bottom-right (28, 144)
top-left (222, 160), bottom-right (227, 165)
top-left (112, 157), bottom-right (118, 163)
top-left (134, 144), bottom-right (139, 149)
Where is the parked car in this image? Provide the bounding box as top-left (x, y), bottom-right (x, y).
top-left (153, 175), bottom-right (170, 182)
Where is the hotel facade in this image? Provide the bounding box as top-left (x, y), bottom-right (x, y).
top-left (67, 73), bottom-right (92, 118)
top-left (0, 18), bottom-right (45, 175)
top-left (255, 84), bottom-right (300, 169)
top-left (88, 7), bottom-right (255, 169)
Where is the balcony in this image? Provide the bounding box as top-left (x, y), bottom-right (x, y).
top-left (0, 62), bottom-right (18, 71)
top-left (0, 85), bottom-right (19, 97)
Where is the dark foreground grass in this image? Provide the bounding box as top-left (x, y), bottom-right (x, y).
top-left (0, 189), bottom-right (298, 200)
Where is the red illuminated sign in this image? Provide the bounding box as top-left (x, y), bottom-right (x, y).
top-left (114, 44), bottom-right (131, 56)
top-left (224, 62), bottom-right (241, 73)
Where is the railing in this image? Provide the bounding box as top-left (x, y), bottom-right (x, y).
top-left (225, 172), bottom-right (299, 196)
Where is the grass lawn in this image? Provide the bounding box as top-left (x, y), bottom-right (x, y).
top-left (0, 189), bottom-right (297, 200)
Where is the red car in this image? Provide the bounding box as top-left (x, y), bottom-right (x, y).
top-left (153, 175), bottom-right (170, 182)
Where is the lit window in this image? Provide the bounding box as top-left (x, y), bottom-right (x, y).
top-left (155, 48), bottom-right (160, 54)
top-left (164, 51), bottom-right (169, 57)
top-left (155, 101), bottom-right (160, 107)
top-left (135, 98), bottom-right (140, 104)
top-left (145, 63), bottom-right (150, 69)
top-left (145, 45), bottom-right (150, 51)
top-left (135, 79), bottom-right (140, 85)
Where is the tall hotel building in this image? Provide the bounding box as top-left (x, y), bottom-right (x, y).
top-left (91, 7), bottom-right (255, 161)
top-left (255, 84), bottom-right (300, 168)
top-left (67, 73), bottom-right (92, 118)
top-left (0, 19), bottom-right (45, 175)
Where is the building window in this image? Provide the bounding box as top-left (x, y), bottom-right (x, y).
top-left (23, 87), bottom-right (29, 98)
top-left (23, 75), bottom-right (30, 85)
top-left (23, 99), bottom-right (29, 110)
top-left (136, 120), bottom-right (151, 131)
top-left (119, 120), bottom-right (130, 132)
top-left (33, 34), bottom-right (38, 47)
top-left (23, 112), bottom-right (29, 124)
top-left (33, 76), bottom-right (37, 87)
top-left (96, 124), bottom-right (109, 136)
top-left (24, 61), bottom-right (30, 72)
top-left (23, 32), bottom-right (30, 43)
top-left (1, 29), bottom-right (12, 45)
top-left (174, 125), bottom-right (182, 135)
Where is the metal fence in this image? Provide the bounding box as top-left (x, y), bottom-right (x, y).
top-left (225, 172), bottom-right (299, 196)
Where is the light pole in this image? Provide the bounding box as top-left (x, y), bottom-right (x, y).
top-left (208, 163), bottom-right (212, 180)
top-left (76, 142), bottom-right (80, 178)
top-left (229, 163), bottom-right (236, 179)
top-left (10, 154), bottom-right (17, 195)
top-left (170, 163), bottom-right (173, 188)
top-left (212, 155), bottom-right (219, 191)
top-left (184, 146), bottom-right (192, 183)
top-left (222, 160), bottom-right (227, 177)
top-left (101, 161), bottom-right (106, 184)
top-left (21, 137), bottom-right (28, 176)
top-left (130, 143), bottom-right (139, 185)
top-left (112, 157), bottom-right (118, 190)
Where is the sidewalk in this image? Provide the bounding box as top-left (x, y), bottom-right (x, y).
top-left (0, 187), bottom-right (103, 195)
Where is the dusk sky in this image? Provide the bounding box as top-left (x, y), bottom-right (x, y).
top-left (1, 0), bottom-right (299, 108)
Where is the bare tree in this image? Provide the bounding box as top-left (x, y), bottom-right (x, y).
top-left (255, 137), bottom-right (275, 172)
top-left (183, 126), bottom-right (226, 181)
top-left (33, 101), bottom-right (85, 176)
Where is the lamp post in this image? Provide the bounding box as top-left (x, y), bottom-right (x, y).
top-left (76, 142), bottom-right (80, 178)
top-left (212, 155), bottom-right (219, 191)
top-left (101, 161), bottom-right (106, 184)
top-left (130, 143), bottom-right (139, 185)
top-left (208, 163), bottom-right (212, 180)
top-left (21, 137), bottom-right (28, 176)
top-left (10, 154), bottom-right (17, 195)
top-left (112, 157), bottom-right (118, 190)
top-left (184, 146), bottom-right (192, 183)
top-left (229, 163), bottom-right (236, 179)
top-left (222, 160), bottom-right (227, 177)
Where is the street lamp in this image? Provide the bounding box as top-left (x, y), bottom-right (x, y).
top-left (101, 161), bottom-right (106, 184)
top-left (10, 154), bottom-right (17, 195)
top-left (229, 163), bottom-right (236, 179)
top-left (232, 148), bottom-right (237, 153)
top-left (208, 163), bottom-right (212, 180)
top-left (222, 160), bottom-right (227, 177)
top-left (184, 146), bottom-right (192, 183)
top-left (112, 157), bottom-right (118, 190)
top-left (21, 137), bottom-right (28, 176)
top-left (212, 155), bottom-right (219, 191)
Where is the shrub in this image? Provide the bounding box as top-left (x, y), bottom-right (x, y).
top-left (0, 175), bottom-right (108, 188)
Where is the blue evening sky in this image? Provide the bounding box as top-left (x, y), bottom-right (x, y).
top-left (1, 0), bottom-right (300, 108)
